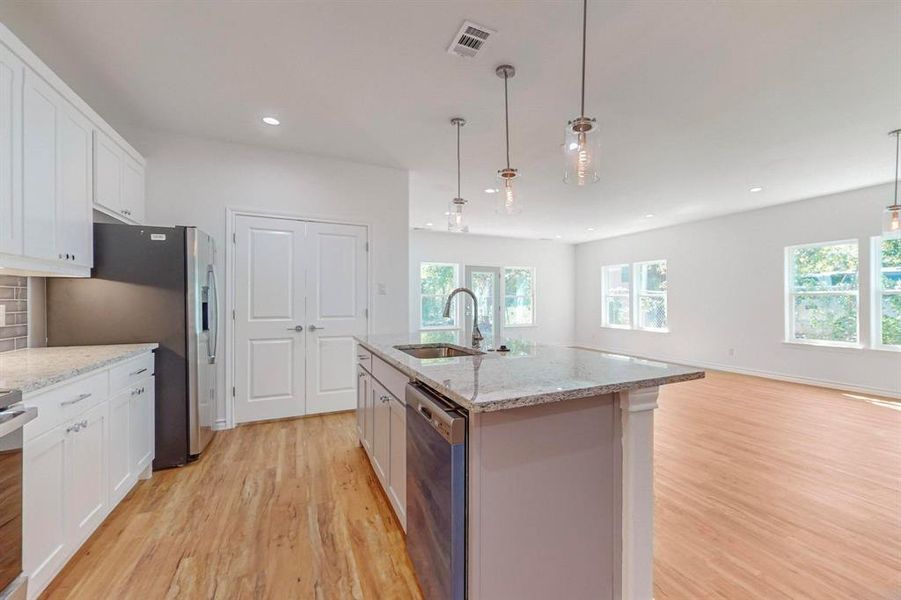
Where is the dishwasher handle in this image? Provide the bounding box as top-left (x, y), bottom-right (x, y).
top-left (406, 383), bottom-right (466, 445)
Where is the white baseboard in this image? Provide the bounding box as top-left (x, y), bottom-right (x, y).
top-left (573, 344), bottom-right (901, 400)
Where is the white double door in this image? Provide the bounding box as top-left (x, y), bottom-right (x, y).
top-left (234, 215), bottom-right (367, 423)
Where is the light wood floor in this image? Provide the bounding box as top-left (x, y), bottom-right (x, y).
top-left (41, 372), bottom-right (900, 599)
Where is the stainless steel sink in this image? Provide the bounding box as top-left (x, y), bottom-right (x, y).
top-left (394, 344), bottom-right (483, 359)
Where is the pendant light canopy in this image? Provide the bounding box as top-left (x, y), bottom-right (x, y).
top-left (496, 64), bottom-right (522, 215)
top-left (884, 129), bottom-right (901, 239)
top-left (563, 0), bottom-right (601, 185)
top-left (448, 117), bottom-right (468, 233)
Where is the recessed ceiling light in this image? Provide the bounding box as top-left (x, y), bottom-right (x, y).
top-left (555, 234), bottom-right (562, 239)
top-left (425, 222), bottom-right (433, 227)
top-left (262, 116), bottom-right (280, 126)
top-left (749, 186), bottom-right (763, 193)
top-left (586, 227), bottom-right (595, 231)
top-left (645, 213), bottom-right (655, 218)
top-left (484, 188), bottom-right (499, 194)
top-left (444, 212), bottom-right (451, 216)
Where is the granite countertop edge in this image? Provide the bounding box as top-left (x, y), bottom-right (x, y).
top-left (1, 344), bottom-right (159, 394)
top-left (355, 337), bottom-right (705, 413)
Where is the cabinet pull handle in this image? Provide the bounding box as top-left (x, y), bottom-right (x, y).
top-left (357, 354), bottom-right (368, 360)
top-left (130, 368), bottom-right (148, 376)
top-left (61, 392), bottom-right (91, 407)
top-left (380, 395), bottom-right (391, 403)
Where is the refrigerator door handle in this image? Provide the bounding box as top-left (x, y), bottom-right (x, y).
top-left (207, 265), bottom-right (219, 364)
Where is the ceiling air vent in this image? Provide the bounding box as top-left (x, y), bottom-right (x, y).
top-left (447, 21), bottom-right (495, 59)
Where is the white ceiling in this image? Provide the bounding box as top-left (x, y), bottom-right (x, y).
top-left (1, 1), bottom-right (899, 242)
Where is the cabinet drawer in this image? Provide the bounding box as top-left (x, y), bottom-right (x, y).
top-left (356, 344), bottom-right (372, 373)
top-left (24, 370), bottom-right (108, 441)
top-left (372, 355), bottom-right (409, 404)
top-left (109, 352), bottom-right (154, 393)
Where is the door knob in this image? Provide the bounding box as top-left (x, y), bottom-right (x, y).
top-left (309, 325), bottom-right (324, 331)
top-left (287, 325), bottom-right (304, 332)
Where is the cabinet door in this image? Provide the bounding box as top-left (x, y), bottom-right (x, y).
top-left (23, 424), bottom-right (69, 596)
top-left (22, 68), bottom-right (59, 261)
top-left (363, 371), bottom-right (374, 453)
top-left (371, 380), bottom-right (391, 484)
top-left (130, 377), bottom-right (154, 473)
top-left (56, 100), bottom-right (93, 267)
top-left (92, 128), bottom-right (122, 217)
top-left (108, 389), bottom-right (133, 505)
top-left (122, 154), bottom-right (145, 224)
top-left (0, 44), bottom-right (23, 256)
top-left (67, 401), bottom-right (108, 546)
top-left (356, 366), bottom-right (366, 441)
top-left (388, 396), bottom-right (406, 526)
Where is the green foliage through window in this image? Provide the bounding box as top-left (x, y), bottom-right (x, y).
top-left (504, 267), bottom-right (534, 326)
top-left (787, 242), bottom-right (858, 344)
top-left (880, 239), bottom-right (901, 346)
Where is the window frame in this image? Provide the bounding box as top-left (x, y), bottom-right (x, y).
top-left (502, 266), bottom-right (537, 328)
top-left (418, 261), bottom-right (460, 332)
top-left (783, 239), bottom-right (861, 349)
top-left (601, 263), bottom-right (633, 329)
top-left (871, 236), bottom-right (901, 352)
top-left (633, 259), bottom-right (669, 333)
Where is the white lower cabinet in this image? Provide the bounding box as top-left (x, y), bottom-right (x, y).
top-left (22, 351), bottom-right (155, 600)
top-left (356, 350), bottom-right (407, 529)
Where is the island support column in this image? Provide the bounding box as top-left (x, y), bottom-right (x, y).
top-left (618, 386), bottom-right (659, 600)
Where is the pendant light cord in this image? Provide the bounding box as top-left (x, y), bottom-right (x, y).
top-left (894, 130), bottom-right (900, 207)
top-left (503, 71), bottom-right (511, 169)
top-left (580, 0), bottom-right (587, 118)
top-left (456, 120), bottom-right (462, 198)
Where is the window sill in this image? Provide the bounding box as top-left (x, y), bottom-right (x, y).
top-left (636, 327), bottom-right (670, 334)
top-left (601, 324), bottom-right (632, 330)
top-left (782, 340), bottom-right (863, 351)
top-left (504, 323), bottom-right (537, 329)
top-left (871, 344), bottom-right (901, 353)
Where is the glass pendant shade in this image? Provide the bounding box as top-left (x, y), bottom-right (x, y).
top-left (495, 169), bottom-right (522, 215)
top-left (448, 198), bottom-right (467, 232)
top-left (563, 117), bottom-right (601, 185)
top-left (884, 204), bottom-right (901, 239)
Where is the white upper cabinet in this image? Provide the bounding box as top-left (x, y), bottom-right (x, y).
top-left (94, 128), bottom-right (146, 224)
top-left (0, 43), bottom-right (23, 256)
top-left (0, 23), bottom-right (145, 276)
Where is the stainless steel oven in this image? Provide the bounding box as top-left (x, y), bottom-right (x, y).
top-left (0, 389), bottom-right (36, 600)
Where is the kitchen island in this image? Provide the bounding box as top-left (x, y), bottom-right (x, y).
top-left (355, 335), bottom-right (704, 600)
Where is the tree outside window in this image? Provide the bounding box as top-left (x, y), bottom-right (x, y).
top-left (877, 238), bottom-right (901, 347)
top-left (503, 267), bottom-right (534, 326)
top-left (602, 264), bottom-right (631, 327)
top-left (636, 260), bottom-right (668, 331)
top-left (786, 241), bottom-right (858, 345)
top-left (420, 262), bottom-right (458, 328)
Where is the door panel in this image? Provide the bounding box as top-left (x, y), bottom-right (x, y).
top-left (234, 216), bottom-right (307, 423)
top-left (108, 390), bottom-right (132, 504)
top-left (0, 45), bottom-right (22, 256)
top-left (23, 69), bottom-right (58, 261)
top-left (305, 222), bottom-right (368, 415)
top-left (68, 402), bottom-right (107, 546)
top-left (56, 102), bottom-right (92, 267)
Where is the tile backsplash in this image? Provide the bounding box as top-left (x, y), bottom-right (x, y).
top-left (0, 275), bottom-right (28, 353)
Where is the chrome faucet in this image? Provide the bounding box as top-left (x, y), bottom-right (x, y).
top-left (443, 287), bottom-right (484, 349)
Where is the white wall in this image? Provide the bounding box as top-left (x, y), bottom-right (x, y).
top-left (575, 183), bottom-right (900, 398)
top-left (132, 131), bottom-right (410, 424)
top-left (409, 230), bottom-right (575, 345)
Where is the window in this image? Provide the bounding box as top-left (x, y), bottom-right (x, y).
top-left (875, 237), bottom-right (901, 348)
top-left (786, 240), bottom-right (859, 346)
top-left (420, 262), bottom-right (458, 329)
top-left (503, 267), bottom-right (535, 326)
top-left (635, 260), bottom-right (668, 331)
top-left (602, 264), bottom-right (631, 328)
top-left (419, 329), bottom-right (460, 344)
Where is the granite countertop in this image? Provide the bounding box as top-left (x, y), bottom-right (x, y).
top-left (0, 344), bottom-right (159, 394)
top-left (355, 334), bottom-right (704, 413)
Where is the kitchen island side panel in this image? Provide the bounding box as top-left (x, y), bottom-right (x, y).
top-left (468, 393), bottom-right (620, 600)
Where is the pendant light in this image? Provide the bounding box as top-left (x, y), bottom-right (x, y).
top-left (563, 0), bottom-right (601, 185)
top-left (495, 64), bottom-right (522, 215)
top-left (448, 117), bottom-right (468, 233)
top-left (884, 129), bottom-right (901, 239)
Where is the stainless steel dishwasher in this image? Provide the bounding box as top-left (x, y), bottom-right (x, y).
top-left (405, 382), bottom-right (467, 600)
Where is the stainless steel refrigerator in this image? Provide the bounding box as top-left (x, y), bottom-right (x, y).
top-left (46, 223), bottom-right (218, 469)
